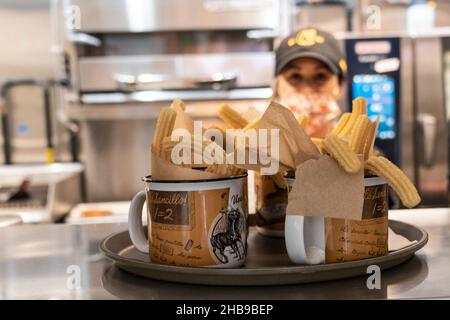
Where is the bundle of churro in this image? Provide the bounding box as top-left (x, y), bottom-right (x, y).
top-left (215, 103), bottom-right (313, 189)
top-left (218, 104), bottom-right (249, 129)
top-left (316, 97), bottom-right (420, 208)
top-left (228, 98), bottom-right (420, 220)
top-left (152, 107), bottom-right (177, 161)
top-left (151, 100), bottom-right (245, 181)
top-left (285, 97), bottom-right (420, 220)
top-left (206, 104), bottom-right (251, 171)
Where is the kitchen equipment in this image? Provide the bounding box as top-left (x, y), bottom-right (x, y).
top-left (345, 37), bottom-right (403, 165)
top-left (64, 0), bottom-right (280, 105)
top-left (352, 0), bottom-right (450, 33)
top-left (294, 0), bottom-right (350, 33)
top-left (0, 214), bottom-right (22, 228)
top-left (0, 163), bottom-right (83, 223)
top-left (0, 79), bottom-right (73, 165)
top-left (58, 0), bottom-right (282, 201)
top-left (342, 33), bottom-right (449, 207)
top-left (55, 0), bottom-right (449, 206)
top-left (413, 34), bottom-right (449, 207)
top-left (67, 201), bottom-right (145, 225)
top-left (100, 220), bottom-right (427, 286)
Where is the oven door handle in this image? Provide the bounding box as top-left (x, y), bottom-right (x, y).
top-left (67, 33), bottom-right (101, 47)
top-left (417, 113), bottom-right (437, 168)
top-left (114, 73), bottom-right (238, 91)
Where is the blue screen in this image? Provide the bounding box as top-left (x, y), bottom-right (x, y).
top-left (352, 74), bottom-right (396, 140)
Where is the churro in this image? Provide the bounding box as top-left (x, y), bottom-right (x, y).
top-left (170, 99), bottom-right (186, 112)
top-left (162, 136), bottom-right (210, 154)
top-left (311, 138), bottom-right (323, 154)
top-left (338, 98), bottom-right (367, 137)
top-left (365, 156), bottom-right (421, 208)
top-left (322, 135), bottom-right (361, 174)
top-left (296, 115), bottom-right (309, 130)
top-left (331, 112), bottom-right (351, 135)
top-left (352, 97), bottom-right (367, 114)
top-left (337, 112), bottom-right (358, 137)
top-left (243, 115), bottom-right (262, 131)
top-left (161, 136), bottom-right (179, 152)
top-left (153, 108), bottom-right (177, 157)
top-left (218, 104), bottom-right (249, 129)
top-left (349, 114), bottom-right (371, 154)
top-left (362, 117), bottom-right (379, 160)
top-left (162, 136), bottom-right (228, 166)
top-left (205, 163), bottom-right (244, 177)
top-left (206, 125), bottom-right (227, 144)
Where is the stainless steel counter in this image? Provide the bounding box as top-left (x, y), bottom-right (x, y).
top-left (1, 208), bottom-right (449, 300)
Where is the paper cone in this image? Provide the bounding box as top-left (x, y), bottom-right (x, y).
top-left (232, 101), bottom-right (321, 174)
top-left (151, 151), bottom-right (223, 181)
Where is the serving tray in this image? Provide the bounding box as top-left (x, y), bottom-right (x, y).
top-left (99, 220), bottom-right (428, 286)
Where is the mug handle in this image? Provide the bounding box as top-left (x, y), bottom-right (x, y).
top-left (285, 215), bottom-right (325, 265)
top-left (128, 191), bottom-right (149, 253)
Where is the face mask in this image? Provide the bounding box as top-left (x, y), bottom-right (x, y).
top-left (274, 79), bottom-right (341, 138)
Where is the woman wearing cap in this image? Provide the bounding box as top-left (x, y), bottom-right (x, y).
top-left (273, 28), bottom-right (347, 138)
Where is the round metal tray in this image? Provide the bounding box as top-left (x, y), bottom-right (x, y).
top-left (99, 220), bottom-right (428, 286)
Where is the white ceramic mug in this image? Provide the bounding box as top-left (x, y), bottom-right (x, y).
top-left (285, 176), bottom-right (388, 265)
top-left (128, 174), bottom-right (248, 268)
top-left (285, 215), bottom-right (325, 264)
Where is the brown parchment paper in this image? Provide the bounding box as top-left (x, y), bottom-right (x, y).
top-left (235, 101), bottom-right (320, 173)
top-left (151, 105), bottom-right (223, 181)
top-left (257, 102), bottom-right (321, 168)
top-left (151, 148), bottom-right (223, 181)
top-left (286, 155), bottom-right (365, 220)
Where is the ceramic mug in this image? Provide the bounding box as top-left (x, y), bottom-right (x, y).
top-left (254, 173), bottom-right (293, 238)
top-left (128, 174), bottom-right (248, 268)
top-left (285, 176), bottom-right (388, 264)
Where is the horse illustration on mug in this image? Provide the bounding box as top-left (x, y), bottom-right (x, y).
top-left (210, 207), bottom-right (245, 264)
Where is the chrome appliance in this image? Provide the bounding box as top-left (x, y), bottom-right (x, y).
top-left (60, 0), bottom-right (282, 201)
top-left (342, 33), bottom-right (449, 207)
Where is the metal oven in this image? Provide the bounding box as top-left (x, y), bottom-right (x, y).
top-left (59, 0), bottom-right (282, 201)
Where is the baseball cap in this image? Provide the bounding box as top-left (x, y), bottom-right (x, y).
top-left (275, 28), bottom-right (347, 81)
